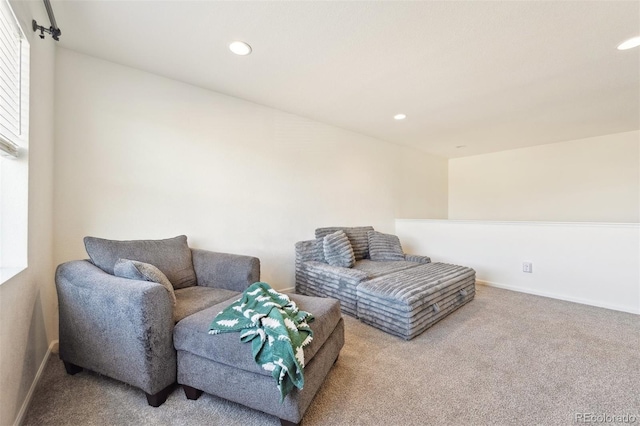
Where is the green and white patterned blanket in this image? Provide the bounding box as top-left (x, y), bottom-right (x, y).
top-left (208, 282), bottom-right (314, 401)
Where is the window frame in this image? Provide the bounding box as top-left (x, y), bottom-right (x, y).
top-left (0, 0), bottom-right (30, 283)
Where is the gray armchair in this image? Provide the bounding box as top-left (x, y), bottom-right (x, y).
top-left (56, 236), bottom-right (259, 407)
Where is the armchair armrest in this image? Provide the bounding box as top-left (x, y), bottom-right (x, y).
top-left (55, 260), bottom-right (175, 395)
top-left (404, 254), bottom-right (431, 264)
top-left (191, 249), bottom-right (260, 292)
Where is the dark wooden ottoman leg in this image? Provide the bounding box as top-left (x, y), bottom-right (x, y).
top-left (146, 383), bottom-right (174, 407)
top-left (280, 419), bottom-right (299, 426)
top-left (63, 361), bottom-right (82, 375)
top-left (183, 385), bottom-right (203, 400)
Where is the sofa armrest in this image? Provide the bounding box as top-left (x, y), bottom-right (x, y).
top-left (302, 261), bottom-right (368, 282)
top-left (404, 254), bottom-right (431, 264)
top-left (55, 260), bottom-right (175, 395)
top-left (191, 249), bottom-right (260, 292)
top-left (295, 239), bottom-right (324, 263)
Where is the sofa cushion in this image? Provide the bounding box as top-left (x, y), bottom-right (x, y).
top-left (114, 258), bottom-right (177, 305)
top-left (356, 262), bottom-right (476, 340)
top-left (323, 230), bottom-right (355, 268)
top-left (84, 235), bottom-right (197, 289)
top-left (173, 286), bottom-right (240, 323)
top-left (174, 293), bottom-right (342, 377)
top-left (368, 231), bottom-right (405, 261)
top-left (315, 226), bottom-right (374, 260)
top-left (353, 259), bottom-right (420, 279)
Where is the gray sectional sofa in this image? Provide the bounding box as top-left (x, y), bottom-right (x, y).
top-left (295, 226), bottom-right (431, 317)
top-left (295, 226), bottom-right (476, 339)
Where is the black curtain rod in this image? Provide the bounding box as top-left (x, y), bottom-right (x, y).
top-left (32, 0), bottom-right (61, 41)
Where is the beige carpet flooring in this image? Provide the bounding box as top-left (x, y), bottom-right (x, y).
top-left (23, 286), bottom-right (640, 425)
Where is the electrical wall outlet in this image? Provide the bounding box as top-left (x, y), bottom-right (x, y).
top-left (523, 262), bottom-right (533, 273)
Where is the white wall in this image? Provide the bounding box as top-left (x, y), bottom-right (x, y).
top-left (54, 48), bottom-right (448, 292)
top-left (0, 1), bottom-right (56, 425)
top-left (448, 131), bottom-right (640, 223)
top-left (396, 145), bottom-right (448, 219)
top-left (397, 219), bottom-right (640, 315)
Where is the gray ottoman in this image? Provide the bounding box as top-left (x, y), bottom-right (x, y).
top-left (357, 262), bottom-right (475, 340)
top-left (174, 293), bottom-right (344, 426)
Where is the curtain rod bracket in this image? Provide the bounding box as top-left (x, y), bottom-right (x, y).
top-left (32, 0), bottom-right (61, 41)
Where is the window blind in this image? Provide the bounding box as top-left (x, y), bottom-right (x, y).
top-left (0, 0), bottom-right (23, 158)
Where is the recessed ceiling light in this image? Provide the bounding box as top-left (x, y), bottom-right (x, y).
top-left (394, 114), bottom-right (407, 120)
top-left (617, 36), bottom-right (640, 50)
top-left (229, 41), bottom-right (252, 56)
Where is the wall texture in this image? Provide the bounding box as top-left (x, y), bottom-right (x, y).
top-left (0, 2), bottom-right (56, 425)
top-left (54, 48), bottom-right (448, 294)
top-left (448, 131), bottom-right (640, 222)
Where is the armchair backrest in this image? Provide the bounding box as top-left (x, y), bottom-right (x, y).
top-left (84, 235), bottom-right (197, 289)
top-left (315, 226), bottom-right (374, 261)
top-left (191, 249), bottom-right (260, 292)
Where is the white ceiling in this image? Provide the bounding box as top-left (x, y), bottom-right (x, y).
top-left (49, 1), bottom-right (639, 158)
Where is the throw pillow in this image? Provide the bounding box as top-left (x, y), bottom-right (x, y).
top-left (368, 231), bottom-right (405, 261)
top-left (315, 226), bottom-right (374, 260)
top-left (84, 235), bottom-right (197, 289)
top-left (114, 258), bottom-right (177, 306)
top-left (323, 230), bottom-right (355, 268)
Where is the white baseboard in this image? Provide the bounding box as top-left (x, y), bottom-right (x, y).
top-left (14, 339), bottom-right (58, 426)
top-left (476, 280), bottom-right (640, 315)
